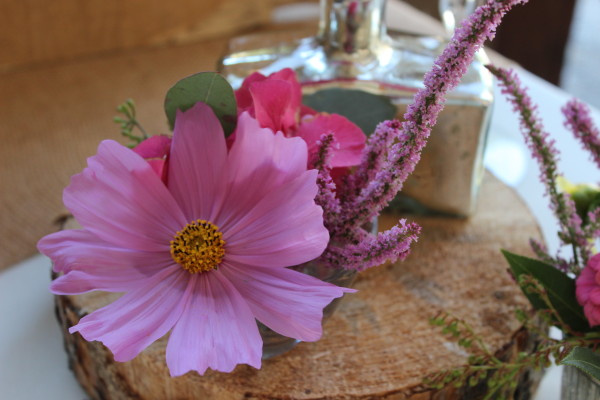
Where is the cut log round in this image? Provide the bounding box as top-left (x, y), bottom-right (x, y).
top-left (54, 173), bottom-right (542, 399)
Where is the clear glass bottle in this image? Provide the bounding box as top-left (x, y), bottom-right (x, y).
top-left (219, 0), bottom-right (494, 216)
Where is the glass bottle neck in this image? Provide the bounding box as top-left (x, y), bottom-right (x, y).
top-left (318, 0), bottom-right (387, 54)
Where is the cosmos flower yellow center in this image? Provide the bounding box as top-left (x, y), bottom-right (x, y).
top-left (170, 220), bottom-right (225, 274)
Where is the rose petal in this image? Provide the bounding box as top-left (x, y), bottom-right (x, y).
top-left (132, 135), bottom-right (171, 159)
top-left (235, 72), bottom-right (267, 113)
top-left (250, 79), bottom-right (299, 134)
top-left (576, 264), bottom-right (598, 305)
top-left (166, 270), bottom-right (261, 376)
top-left (295, 114), bottom-right (366, 168)
top-left (584, 302), bottom-right (600, 327)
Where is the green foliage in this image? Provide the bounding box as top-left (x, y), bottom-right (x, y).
top-left (501, 250), bottom-right (589, 333)
top-left (425, 308), bottom-right (600, 398)
top-left (302, 88), bottom-right (397, 135)
top-left (164, 72), bottom-right (237, 136)
top-left (113, 98), bottom-right (148, 146)
top-left (561, 347), bottom-right (600, 381)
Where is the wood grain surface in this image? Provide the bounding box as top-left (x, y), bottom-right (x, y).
top-left (54, 174), bottom-right (542, 399)
top-left (0, 0), bottom-right (304, 72)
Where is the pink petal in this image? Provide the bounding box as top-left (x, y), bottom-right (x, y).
top-left (146, 159), bottom-right (168, 182)
top-left (268, 68), bottom-right (303, 107)
top-left (224, 171), bottom-right (329, 268)
top-left (584, 302), bottom-right (600, 327)
top-left (235, 72), bottom-right (267, 113)
top-left (222, 262), bottom-right (354, 341)
top-left (39, 229), bottom-right (170, 274)
top-left (70, 265), bottom-right (190, 362)
top-left (215, 113), bottom-right (307, 225)
top-left (576, 264), bottom-right (598, 305)
top-left (166, 270), bottom-right (261, 376)
top-left (131, 133), bottom-right (172, 184)
top-left (51, 268), bottom-right (150, 295)
top-left (64, 140), bottom-right (187, 252)
top-left (589, 253), bottom-right (600, 273)
top-left (250, 79), bottom-right (300, 134)
top-left (132, 135), bottom-right (171, 159)
top-left (268, 68), bottom-right (300, 85)
top-left (167, 102), bottom-right (229, 221)
top-left (41, 229), bottom-right (170, 294)
top-left (295, 114), bottom-right (366, 168)
top-left (589, 287), bottom-right (600, 306)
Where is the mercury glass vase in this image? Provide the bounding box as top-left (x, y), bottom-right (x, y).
top-left (219, 0), bottom-right (494, 217)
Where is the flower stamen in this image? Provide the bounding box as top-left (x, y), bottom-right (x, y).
top-left (170, 220), bottom-right (225, 274)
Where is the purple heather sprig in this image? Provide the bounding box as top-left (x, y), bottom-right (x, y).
top-left (562, 99), bottom-right (600, 170)
top-left (487, 65), bottom-right (591, 270)
top-left (321, 220), bottom-right (421, 271)
top-left (344, 120), bottom-right (403, 200)
top-left (529, 238), bottom-right (570, 273)
top-left (312, 133), bottom-right (343, 234)
top-left (584, 207), bottom-right (600, 240)
top-left (339, 0), bottom-right (529, 231)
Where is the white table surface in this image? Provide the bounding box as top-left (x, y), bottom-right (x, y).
top-left (2, 57), bottom-right (599, 400)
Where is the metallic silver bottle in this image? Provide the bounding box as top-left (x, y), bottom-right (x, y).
top-left (219, 0), bottom-right (494, 216)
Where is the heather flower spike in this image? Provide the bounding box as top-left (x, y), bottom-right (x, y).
top-left (341, 0), bottom-right (529, 231)
top-left (487, 65), bottom-right (591, 269)
top-left (563, 99), bottom-right (600, 170)
top-left (39, 103), bottom-right (354, 376)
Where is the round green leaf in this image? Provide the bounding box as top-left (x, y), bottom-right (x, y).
top-left (164, 72), bottom-right (237, 136)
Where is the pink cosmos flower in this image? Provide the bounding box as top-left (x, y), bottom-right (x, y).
top-left (38, 102), bottom-right (353, 376)
top-left (235, 68), bottom-right (366, 169)
top-left (576, 253), bottom-right (600, 327)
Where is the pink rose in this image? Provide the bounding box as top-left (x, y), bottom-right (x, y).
top-left (235, 68), bottom-right (366, 170)
top-left (576, 253), bottom-right (600, 326)
top-left (132, 135), bottom-right (171, 184)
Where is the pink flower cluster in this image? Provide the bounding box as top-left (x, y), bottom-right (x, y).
top-left (487, 65), bottom-right (590, 265)
top-left (40, 104), bottom-right (353, 376)
top-left (577, 254), bottom-right (600, 327)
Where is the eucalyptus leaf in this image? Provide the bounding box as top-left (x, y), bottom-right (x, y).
top-left (561, 347), bottom-right (600, 382)
top-left (303, 88), bottom-right (397, 135)
top-left (501, 250), bottom-right (589, 333)
top-left (164, 72), bottom-right (237, 136)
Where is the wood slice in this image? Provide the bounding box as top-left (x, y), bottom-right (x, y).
top-left (54, 173), bottom-right (541, 399)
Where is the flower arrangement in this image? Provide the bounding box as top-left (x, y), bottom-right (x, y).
top-left (38, 0), bottom-right (529, 382)
top-left (425, 66), bottom-right (600, 397)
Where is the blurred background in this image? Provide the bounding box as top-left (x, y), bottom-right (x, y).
top-left (404, 0), bottom-right (600, 108)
